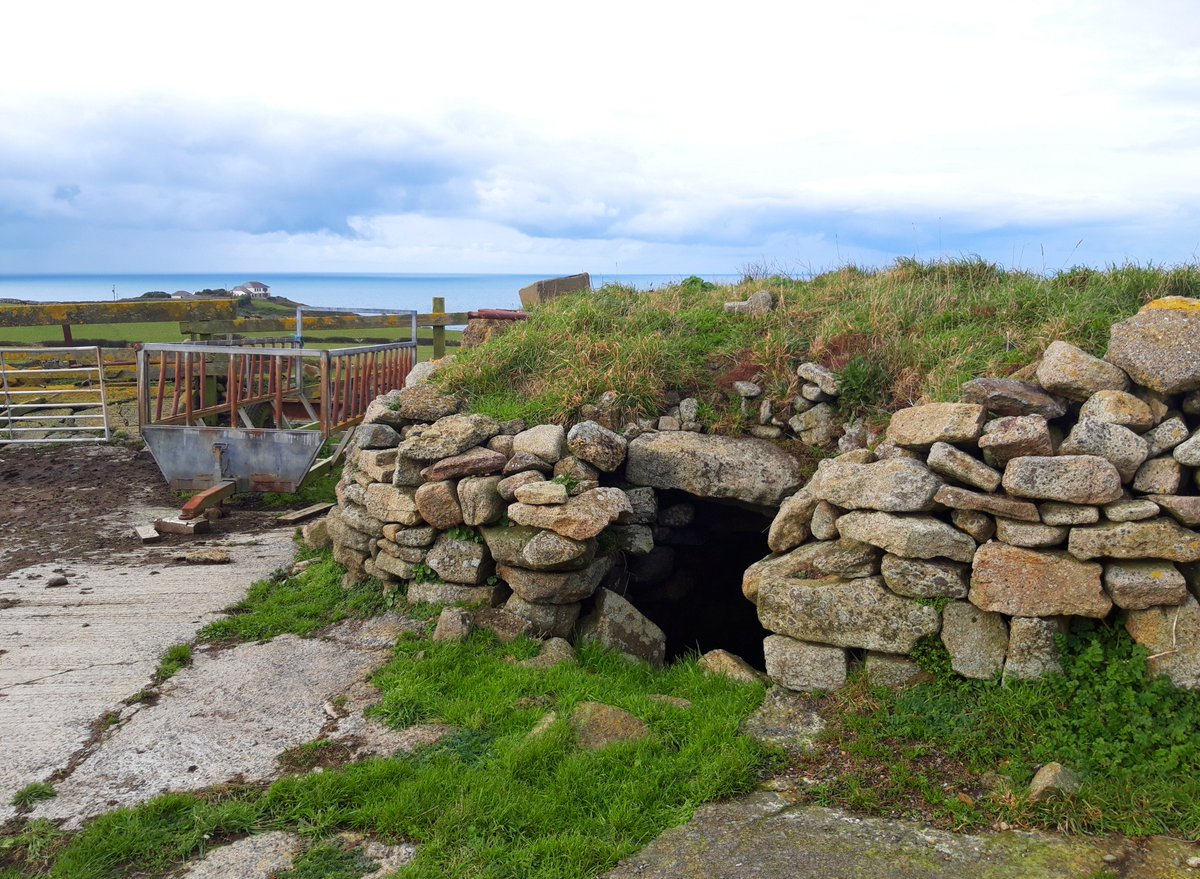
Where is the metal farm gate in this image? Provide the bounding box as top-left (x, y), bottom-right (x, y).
top-left (137, 333), bottom-right (416, 493)
top-left (0, 346), bottom-right (111, 444)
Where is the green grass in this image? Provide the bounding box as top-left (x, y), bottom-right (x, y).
top-left (262, 467), bottom-right (341, 510)
top-left (798, 620), bottom-right (1200, 837)
top-left (198, 551), bottom-right (387, 644)
top-left (433, 260), bottom-right (1200, 427)
top-left (29, 633), bottom-right (768, 879)
top-left (10, 784), bottom-right (56, 812)
top-left (152, 644), bottom-right (193, 684)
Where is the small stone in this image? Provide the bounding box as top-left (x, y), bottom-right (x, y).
top-left (941, 601), bottom-right (1008, 680)
top-left (426, 533), bottom-right (494, 585)
top-left (789, 402), bottom-right (839, 446)
top-left (471, 607), bottom-right (534, 642)
top-left (959, 377), bottom-right (1067, 418)
top-left (745, 290), bottom-right (775, 315)
top-left (487, 434), bottom-right (515, 457)
top-left (512, 424), bottom-right (567, 464)
top-left (356, 422), bottom-right (402, 449)
top-left (414, 480), bottom-right (464, 530)
top-left (1144, 416), bottom-right (1190, 457)
top-left (518, 637), bottom-right (577, 669)
top-left (1068, 519), bottom-right (1200, 563)
top-left (698, 649), bottom-right (768, 685)
top-left (1104, 498), bottom-right (1160, 522)
top-left (1039, 502), bottom-right (1099, 526)
top-left (1105, 296), bottom-right (1200, 394)
top-left (766, 488), bottom-right (817, 553)
top-left (864, 652), bottom-right (929, 687)
top-left (994, 518), bottom-right (1069, 548)
top-left (457, 476), bottom-right (505, 526)
top-left (657, 415), bottom-right (681, 431)
top-left (395, 413), bottom-right (500, 460)
top-left (734, 381), bottom-right (762, 398)
top-left (880, 554), bottom-right (969, 598)
top-left (934, 485), bottom-right (1040, 522)
top-left (749, 425), bottom-right (783, 439)
top-left (498, 555), bottom-right (612, 604)
top-left (365, 483), bottom-right (423, 526)
top-left (502, 451), bottom-right (554, 475)
top-left (810, 501), bottom-right (840, 541)
top-left (1002, 455), bottom-right (1124, 505)
top-left (1079, 390), bottom-right (1155, 432)
top-left (609, 524), bottom-right (654, 555)
top-left (800, 383), bottom-right (832, 402)
top-left (951, 509), bottom-right (995, 543)
top-left (514, 481), bottom-right (570, 505)
top-left (1003, 617), bottom-right (1065, 682)
top-left (497, 470), bottom-right (546, 501)
top-left (1059, 419), bottom-right (1150, 483)
top-left (553, 455), bottom-right (600, 485)
top-left (1147, 495), bottom-right (1200, 527)
top-left (808, 456), bottom-right (944, 513)
top-left (622, 486), bottom-right (658, 525)
top-left (836, 511), bottom-right (976, 563)
top-left (45, 574), bottom-right (69, 587)
top-left (420, 447), bottom-right (507, 481)
top-left (1133, 457), bottom-right (1183, 495)
top-left (926, 442), bottom-right (1001, 492)
top-left (679, 397), bottom-right (699, 422)
top-left (570, 702), bottom-right (649, 750)
top-left (432, 607), bottom-right (474, 642)
top-left (797, 362), bottom-right (840, 396)
top-left (508, 487), bottom-right (632, 540)
top-left (566, 420), bottom-right (628, 472)
top-left (408, 581), bottom-right (504, 606)
top-left (1174, 429), bottom-right (1200, 466)
top-left (885, 403), bottom-right (986, 449)
top-left (764, 635), bottom-right (847, 692)
top-left (1036, 340), bottom-right (1129, 399)
top-left (1126, 594), bottom-right (1200, 688)
top-left (504, 595), bottom-right (580, 639)
top-left (1028, 762), bottom-right (1082, 801)
top-left (978, 415), bottom-right (1055, 465)
top-left (1104, 560), bottom-right (1188, 609)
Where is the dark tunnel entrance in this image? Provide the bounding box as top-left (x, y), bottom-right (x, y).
top-left (619, 490), bottom-right (774, 668)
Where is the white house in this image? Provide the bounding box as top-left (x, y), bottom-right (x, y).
top-left (231, 280), bottom-right (271, 299)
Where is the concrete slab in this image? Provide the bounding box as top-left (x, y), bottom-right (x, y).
top-left (0, 532), bottom-right (295, 823)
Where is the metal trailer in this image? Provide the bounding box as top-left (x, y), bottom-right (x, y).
top-left (137, 323), bottom-right (417, 494)
top-left (0, 346), bottom-right (111, 444)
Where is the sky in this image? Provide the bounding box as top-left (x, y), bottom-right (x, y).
top-left (1, 0), bottom-right (1199, 275)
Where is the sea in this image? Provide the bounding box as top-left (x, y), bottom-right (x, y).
top-left (0, 273), bottom-right (740, 313)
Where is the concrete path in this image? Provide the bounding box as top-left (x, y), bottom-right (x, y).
top-left (0, 532), bottom-right (296, 823)
top-left (603, 789), bottom-right (1199, 879)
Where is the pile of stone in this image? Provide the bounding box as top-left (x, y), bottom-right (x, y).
top-left (322, 385), bottom-right (670, 665)
top-left (753, 296), bottom-right (1200, 691)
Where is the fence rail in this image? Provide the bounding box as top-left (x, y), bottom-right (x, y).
top-left (0, 347), bottom-right (111, 444)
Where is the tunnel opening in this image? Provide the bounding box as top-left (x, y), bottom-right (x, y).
top-left (618, 490), bottom-right (775, 668)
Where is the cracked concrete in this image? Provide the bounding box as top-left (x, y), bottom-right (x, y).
top-left (0, 533), bottom-right (296, 824)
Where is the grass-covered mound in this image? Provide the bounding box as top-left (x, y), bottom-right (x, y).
top-left (434, 259), bottom-right (1200, 429)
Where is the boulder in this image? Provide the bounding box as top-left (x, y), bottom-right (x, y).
top-left (414, 480), bottom-right (464, 530)
top-left (364, 484), bottom-right (423, 526)
top-left (767, 488), bottom-right (818, 553)
top-left (698, 649), bottom-right (768, 685)
top-left (425, 533), bottom-right (494, 585)
top-left (1003, 617), bottom-right (1065, 682)
top-left (933, 485), bottom-right (1040, 522)
top-left (395, 414), bottom-right (500, 461)
top-left (570, 701), bottom-right (649, 750)
top-left (504, 595), bottom-right (581, 639)
top-left (457, 476), bottom-right (505, 526)
top-left (788, 402), bottom-right (839, 446)
top-left (1035, 340), bottom-right (1129, 400)
top-left (420, 447), bottom-right (506, 481)
top-left (940, 601), bottom-right (1008, 680)
top-left (480, 524), bottom-right (594, 572)
top-left (1105, 296), bottom-right (1200, 394)
top-left (567, 420), bottom-right (628, 472)
top-left (1039, 502), bottom-right (1099, 526)
top-left (389, 385), bottom-right (459, 421)
top-left (1103, 560), bottom-right (1188, 609)
top-left (508, 487), bottom-right (632, 540)
top-left (1067, 519), bottom-right (1200, 563)
top-left (498, 556), bottom-right (613, 604)
top-left (1001, 455), bottom-right (1123, 504)
top-left (1059, 418), bottom-right (1149, 482)
top-left (1125, 594), bottom-right (1200, 689)
top-left (885, 403), bottom-right (986, 449)
top-left (742, 539), bottom-right (882, 603)
top-left (880, 554), bottom-right (969, 599)
top-left (977, 415), bottom-right (1055, 465)
top-left (577, 588), bottom-right (667, 667)
top-left (835, 511), bottom-right (976, 563)
top-left (806, 457), bottom-right (943, 512)
top-left (1078, 390), bottom-right (1155, 432)
top-left (757, 576), bottom-right (940, 653)
top-left (407, 581), bottom-right (505, 607)
top-left (763, 636), bottom-right (848, 692)
top-left (969, 542), bottom-right (1109, 617)
top-left (626, 431), bottom-right (805, 508)
top-left (1132, 457), bottom-right (1182, 495)
top-left (512, 424), bottom-right (567, 463)
top-left (959, 377), bottom-right (1067, 418)
top-left (925, 442), bottom-right (1001, 492)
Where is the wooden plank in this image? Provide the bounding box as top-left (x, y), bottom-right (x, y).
top-left (179, 479), bottom-right (237, 519)
top-left (307, 457), bottom-right (334, 480)
top-left (276, 502), bottom-right (334, 525)
top-left (0, 299), bottom-right (236, 328)
top-left (432, 297), bottom-right (446, 359)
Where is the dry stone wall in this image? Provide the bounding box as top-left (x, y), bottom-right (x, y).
top-left (755, 296), bottom-right (1200, 691)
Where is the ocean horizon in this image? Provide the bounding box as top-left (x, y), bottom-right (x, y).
top-left (0, 272), bottom-right (741, 314)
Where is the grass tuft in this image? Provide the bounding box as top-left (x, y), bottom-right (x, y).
top-left (11, 783), bottom-right (56, 811)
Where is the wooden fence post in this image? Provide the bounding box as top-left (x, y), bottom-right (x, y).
top-left (432, 296), bottom-right (446, 359)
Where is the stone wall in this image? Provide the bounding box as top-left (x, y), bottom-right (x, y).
top-left (755, 296), bottom-right (1200, 690)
